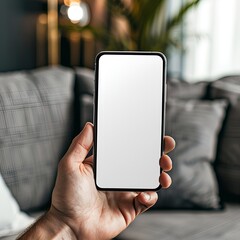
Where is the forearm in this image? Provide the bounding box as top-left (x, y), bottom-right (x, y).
top-left (17, 211), bottom-right (77, 240)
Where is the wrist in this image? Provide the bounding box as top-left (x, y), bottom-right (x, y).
top-left (18, 208), bottom-right (77, 240)
top-left (49, 205), bottom-right (97, 240)
top-left (46, 207), bottom-right (78, 240)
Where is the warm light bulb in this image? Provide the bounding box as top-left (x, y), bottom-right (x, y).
top-left (67, 2), bottom-right (90, 26)
top-left (67, 3), bottom-right (83, 23)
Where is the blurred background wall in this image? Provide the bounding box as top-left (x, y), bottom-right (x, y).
top-left (0, 0), bottom-right (240, 81)
top-left (0, 0), bottom-right (45, 72)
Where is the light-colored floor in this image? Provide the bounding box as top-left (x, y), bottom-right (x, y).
top-left (117, 204), bottom-right (240, 240)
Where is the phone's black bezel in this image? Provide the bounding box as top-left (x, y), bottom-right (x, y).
top-left (93, 51), bottom-right (167, 191)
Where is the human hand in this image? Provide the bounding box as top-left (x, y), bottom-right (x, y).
top-left (49, 122), bottom-right (175, 240)
top-left (19, 122), bottom-right (175, 240)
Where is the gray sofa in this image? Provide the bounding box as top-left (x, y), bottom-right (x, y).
top-left (0, 66), bottom-right (239, 240)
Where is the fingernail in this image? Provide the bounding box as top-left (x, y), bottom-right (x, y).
top-left (142, 192), bottom-right (151, 201)
top-left (85, 122), bottom-right (94, 128)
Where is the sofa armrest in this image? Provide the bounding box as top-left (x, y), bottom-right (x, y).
top-left (75, 67), bottom-right (94, 96)
top-left (79, 94), bottom-right (93, 129)
top-left (74, 67), bottom-right (94, 132)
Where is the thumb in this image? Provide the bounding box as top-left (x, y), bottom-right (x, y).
top-left (134, 192), bottom-right (158, 216)
top-left (64, 122), bottom-right (94, 166)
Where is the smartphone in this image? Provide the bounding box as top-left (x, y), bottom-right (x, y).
top-left (94, 51), bottom-right (166, 191)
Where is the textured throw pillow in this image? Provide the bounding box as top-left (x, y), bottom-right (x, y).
top-left (210, 76), bottom-right (240, 199)
top-left (0, 66), bottom-right (74, 211)
top-left (0, 173), bottom-right (34, 237)
top-left (155, 99), bottom-right (227, 209)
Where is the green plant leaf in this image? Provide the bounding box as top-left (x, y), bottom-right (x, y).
top-left (60, 0), bottom-right (202, 52)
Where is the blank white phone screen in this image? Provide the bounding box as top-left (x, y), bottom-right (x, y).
top-left (95, 53), bottom-right (164, 190)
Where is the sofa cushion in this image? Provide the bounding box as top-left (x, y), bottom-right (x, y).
top-left (155, 99), bottom-right (227, 209)
top-left (119, 204), bottom-right (240, 240)
top-left (167, 79), bottom-right (209, 100)
top-left (210, 76), bottom-right (240, 199)
top-left (0, 66), bottom-right (74, 211)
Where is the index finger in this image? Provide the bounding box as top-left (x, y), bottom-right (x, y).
top-left (164, 136), bottom-right (175, 154)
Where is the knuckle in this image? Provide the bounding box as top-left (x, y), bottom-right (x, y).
top-left (58, 155), bottom-right (73, 172)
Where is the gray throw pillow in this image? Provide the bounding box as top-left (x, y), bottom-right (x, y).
top-left (0, 66), bottom-right (74, 211)
top-left (210, 76), bottom-right (240, 198)
top-left (155, 99), bottom-right (227, 209)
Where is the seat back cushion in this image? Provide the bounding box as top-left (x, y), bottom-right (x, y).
top-left (0, 66), bottom-right (74, 211)
top-left (167, 79), bottom-right (209, 100)
top-left (210, 76), bottom-right (240, 200)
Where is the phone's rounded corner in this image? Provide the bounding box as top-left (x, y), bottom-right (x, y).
top-left (154, 184), bottom-right (162, 192)
top-left (153, 52), bottom-right (167, 64)
top-left (95, 185), bottom-right (103, 191)
top-left (95, 51), bottom-right (108, 63)
top-left (94, 179), bottom-right (104, 191)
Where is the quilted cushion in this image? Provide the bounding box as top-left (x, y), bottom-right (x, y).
top-left (0, 66), bottom-right (74, 211)
top-left (156, 99), bottom-right (227, 209)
